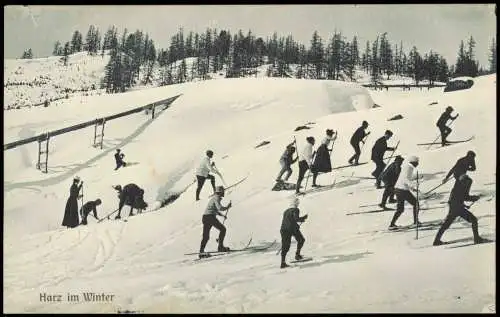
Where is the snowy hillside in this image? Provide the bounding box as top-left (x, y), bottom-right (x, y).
top-left (4, 52), bottom-right (430, 110)
top-left (3, 73), bottom-right (495, 313)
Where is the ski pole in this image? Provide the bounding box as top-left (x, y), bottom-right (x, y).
top-left (416, 170), bottom-right (420, 240)
top-left (216, 201), bottom-right (232, 242)
top-left (384, 140), bottom-right (400, 164)
top-left (423, 177), bottom-right (452, 197)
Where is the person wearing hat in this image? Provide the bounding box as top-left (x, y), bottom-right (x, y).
top-left (80, 199), bottom-right (102, 225)
top-left (349, 121), bottom-right (370, 165)
top-left (378, 155), bottom-right (405, 210)
top-left (195, 150), bottom-right (218, 201)
top-left (114, 183), bottom-right (148, 219)
top-left (276, 141), bottom-right (298, 183)
top-left (311, 129), bottom-right (337, 187)
top-left (371, 130), bottom-right (397, 188)
top-left (199, 186), bottom-right (232, 258)
top-left (436, 106), bottom-right (459, 146)
top-left (114, 149), bottom-right (127, 170)
top-left (388, 155), bottom-right (421, 229)
top-left (280, 197), bottom-right (308, 268)
top-left (62, 176), bottom-right (83, 228)
top-left (295, 136), bottom-right (316, 194)
top-left (433, 172), bottom-right (487, 246)
top-left (443, 151), bottom-right (476, 183)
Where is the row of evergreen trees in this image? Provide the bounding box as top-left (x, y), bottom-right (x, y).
top-left (21, 25), bottom-right (497, 93)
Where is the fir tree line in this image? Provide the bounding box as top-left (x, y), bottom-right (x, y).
top-left (42, 25), bottom-right (497, 93)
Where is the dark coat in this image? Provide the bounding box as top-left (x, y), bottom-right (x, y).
top-left (280, 146), bottom-right (297, 166)
top-left (446, 156), bottom-right (476, 180)
top-left (380, 161), bottom-right (402, 186)
top-left (449, 175), bottom-right (475, 207)
top-left (371, 137), bottom-right (390, 161)
top-left (436, 112), bottom-right (452, 128)
top-left (350, 126), bottom-right (367, 145)
top-left (280, 207), bottom-right (306, 232)
top-left (311, 144), bottom-right (332, 173)
top-left (119, 184), bottom-right (148, 209)
top-left (62, 183), bottom-right (81, 228)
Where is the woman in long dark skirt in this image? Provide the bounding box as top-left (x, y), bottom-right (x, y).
top-left (311, 129), bottom-right (336, 187)
top-left (62, 176), bottom-right (82, 228)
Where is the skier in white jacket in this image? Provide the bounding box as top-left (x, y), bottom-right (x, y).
top-left (388, 155), bottom-right (422, 229)
top-left (295, 136), bottom-right (315, 194)
top-left (195, 150), bottom-right (218, 201)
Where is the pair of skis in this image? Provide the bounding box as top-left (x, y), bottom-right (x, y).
top-left (185, 238), bottom-right (277, 260)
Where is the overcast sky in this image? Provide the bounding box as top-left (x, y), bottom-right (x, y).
top-left (4, 4), bottom-right (497, 68)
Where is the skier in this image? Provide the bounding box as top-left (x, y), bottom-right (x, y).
top-left (433, 172), bottom-right (487, 245)
top-left (113, 183), bottom-right (148, 219)
top-left (378, 155), bottom-right (404, 210)
top-left (311, 129), bottom-right (337, 187)
top-left (388, 156), bottom-right (421, 229)
top-left (348, 121), bottom-right (370, 165)
top-left (195, 150), bottom-right (218, 201)
top-left (371, 130), bottom-right (396, 188)
top-left (280, 197), bottom-right (308, 268)
top-left (80, 199), bottom-right (102, 225)
top-left (442, 150), bottom-right (476, 183)
top-left (199, 186), bottom-right (232, 258)
top-left (114, 149), bottom-right (127, 170)
top-left (62, 176), bottom-right (83, 228)
top-left (436, 106), bottom-right (459, 146)
top-left (276, 142), bottom-right (298, 183)
top-left (295, 136), bottom-right (315, 194)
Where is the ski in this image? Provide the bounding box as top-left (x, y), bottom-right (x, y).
top-left (185, 237), bottom-right (253, 256)
top-left (445, 238), bottom-right (494, 249)
top-left (340, 175), bottom-right (376, 180)
top-left (290, 257), bottom-right (313, 263)
top-left (346, 207), bottom-right (394, 216)
top-left (97, 208), bottom-right (119, 223)
top-left (296, 182), bottom-right (336, 196)
top-left (272, 181), bottom-right (297, 191)
top-left (209, 175), bottom-right (249, 198)
top-left (417, 136), bottom-right (474, 146)
top-left (331, 162), bottom-right (368, 170)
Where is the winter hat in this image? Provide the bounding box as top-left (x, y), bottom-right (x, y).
top-left (385, 130), bottom-right (393, 136)
top-left (467, 150), bottom-right (476, 158)
top-left (215, 186), bottom-right (225, 194)
top-left (408, 156), bottom-right (419, 163)
top-left (73, 176), bottom-right (80, 182)
top-left (395, 155), bottom-right (404, 162)
top-left (306, 136), bottom-right (315, 144)
top-left (326, 129), bottom-right (334, 136)
top-left (113, 185), bottom-right (122, 191)
top-left (206, 150), bottom-right (214, 157)
top-left (362, 120), bottom-right (369, 127)
top-left (446, 106), bottom-right (453, 112)
top-left (290, 197), bottom-right (300, 207)
top-left (95, 199), bottom-right (102, 205)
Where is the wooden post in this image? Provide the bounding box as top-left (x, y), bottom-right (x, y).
top-left (37, 138), bottom-right (42, 170)
top-left (93, 119), bottom-right (98, 147)
top-left (151, 104), bottom-right (156, 119)
top-left (100, 119), bottom-right (106, 149)
top-left (44, 133), bottom-right (49, 173)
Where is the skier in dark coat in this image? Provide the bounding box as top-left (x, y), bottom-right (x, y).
top-left (443, 151), bottom-right (476, 183)
top-left (80, 199), bottom-right (102, 225)
top-left (114, 149), bottom-right (127, 170)
top-left (348, 121), bottom-right (370, 165)
top-left (433, 172), bottom-right (487, 246)
top-left (379, 155), bottom-right (404, 209)
top-left (62, 176), bottom-right (83, 228)
top-left (436, 106), bottom-right (459, 146)
top-left (371, 130), bottom-right (396, 188)
top-left (276, 142), bottom-right (298, 183)
top-left (296, 136), bottom-right (315, 194)
top-left (113, 183), bottom-right (148, 219)
top-left (311, 129), bottom-right (336, 187)
top-left (280, 197), bottom-right (308, 268)
top-left (199, 186), bottom-right (232, 258)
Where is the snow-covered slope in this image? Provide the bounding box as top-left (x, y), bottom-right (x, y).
top-left (4, 52), bottom-right (427, 110)
top-left (3, 74), bottom-right (495, 313)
